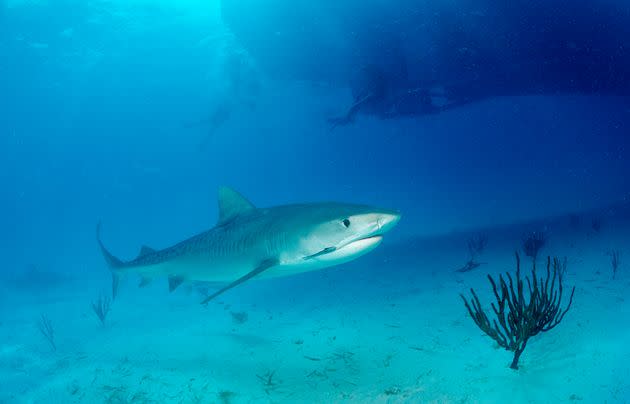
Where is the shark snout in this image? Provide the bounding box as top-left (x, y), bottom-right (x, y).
top-left (376, 212), bottom-right (401, 233)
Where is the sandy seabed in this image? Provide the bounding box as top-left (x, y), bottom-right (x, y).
top-left (2, 209), bottom-right (629, 403)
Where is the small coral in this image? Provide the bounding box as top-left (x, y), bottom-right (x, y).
top-left (467, 233), bottom-right (488, 260)
top-left (522, 231), bottom-right (546, 262)
top-left (37, 314), bottom-right (56, 351)
top-left (591, 218), bottom-right (602, 233)
top-left (92, 295), bottom-right (111, 326)
top-left (608, 250), bottom-right (621, 279)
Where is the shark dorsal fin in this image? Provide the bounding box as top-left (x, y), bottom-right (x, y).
top-left (138, 245), bottom-right (156, 258)
top-left (218, 187), bottom-right (255, 224)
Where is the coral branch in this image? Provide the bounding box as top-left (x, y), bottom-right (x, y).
top-left (522, 231), bottom-right (546, 262)
top-left (467, 233), bottom-right (488, 260)
top-left (456, 234), bottom-right (489, 272)
top-left (461, 252), bottom-right (575, 369)
top-left (608, 250), bottom-right (621, 279)
top-left (37, 314), bottom-right (56, 351)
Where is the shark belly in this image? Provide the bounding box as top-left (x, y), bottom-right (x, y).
top-left (263, 235), bottom-right (384, 278)
top-left (141, 254), bottom-right (260, 283)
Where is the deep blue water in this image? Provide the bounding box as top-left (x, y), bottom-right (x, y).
top-left (2, 0), bottom-right (629, 273)
top-left (1, 1), bottom-right (630, 402)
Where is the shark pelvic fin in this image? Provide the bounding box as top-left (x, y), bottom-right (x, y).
top-left (168, 275), bottom-right (185, 292)
top-left (139, 277), bottom-right (152, 287)
top-left (217, 187), bottom-right (255, 225)
top-left (138, 245), bottom-right (156, 258)
top-left (200, 258), bottom-right (277, 305)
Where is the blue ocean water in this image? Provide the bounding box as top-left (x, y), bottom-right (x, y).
top-left (1, 1), bottom-right (630, 402)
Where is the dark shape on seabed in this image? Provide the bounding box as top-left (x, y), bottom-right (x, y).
top-left (522, 231), bottom-right (546, 262)
top-left (4, 264), bottom-right (71, 292)
top-left (230, 311), bottom-right (248, 324)
top-left (92, 295), bottom-right (111, 326)
top-left (217, 390), bottom-right (236, 404)
top-left (37, 314), bottom-right (56, 351)
top-left (608, 250), bottom-right (622, 279)
top-left (461, 253), bottom-right (575, 369)
top-left (455, 260), bottom-right (485, 273)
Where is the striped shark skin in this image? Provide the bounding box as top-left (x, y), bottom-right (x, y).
top-left (97, 187), bottom-right (400, 304)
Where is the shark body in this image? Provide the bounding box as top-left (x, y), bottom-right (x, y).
top-left (97, 187), bottom-right (400, 303)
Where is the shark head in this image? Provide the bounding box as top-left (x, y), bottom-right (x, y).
top-left (217, 187), bottom-right (400, 272)
top-left (99, 187), bottom-right (402, 304)
top-left (275, 202), bottom-right (401, 270)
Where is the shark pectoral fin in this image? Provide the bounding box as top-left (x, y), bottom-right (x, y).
top-left (200, 258), bottom-right (278, 305)
top-left (138, 276), bottom-right (152, 287)
top-left (303, 246), bottom-right (336, 260)
top-left (168, 275), bottom-right (185, 292)
top-left (138, 245), bottom-right (156, 258)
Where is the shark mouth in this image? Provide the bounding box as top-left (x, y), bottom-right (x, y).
top-left (303, 235), bottom-right (384, 261)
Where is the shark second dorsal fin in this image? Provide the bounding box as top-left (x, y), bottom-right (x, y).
top-left (217, 187), bottom-right (255, 224)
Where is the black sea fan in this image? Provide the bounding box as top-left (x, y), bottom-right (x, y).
top-left (461, 253), bottom-right (575, 369)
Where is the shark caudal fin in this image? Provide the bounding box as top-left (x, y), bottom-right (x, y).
top-left (96, 222), bottom-right (124, 299)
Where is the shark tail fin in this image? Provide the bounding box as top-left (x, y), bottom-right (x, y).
top-left (96, 222), bottom-right (124, 299)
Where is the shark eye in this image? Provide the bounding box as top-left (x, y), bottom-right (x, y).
top-left (342, 218), bottom-right (351, 228)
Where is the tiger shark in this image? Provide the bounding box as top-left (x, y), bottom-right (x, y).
top-left (97, 187), bottom-right (400, 304)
